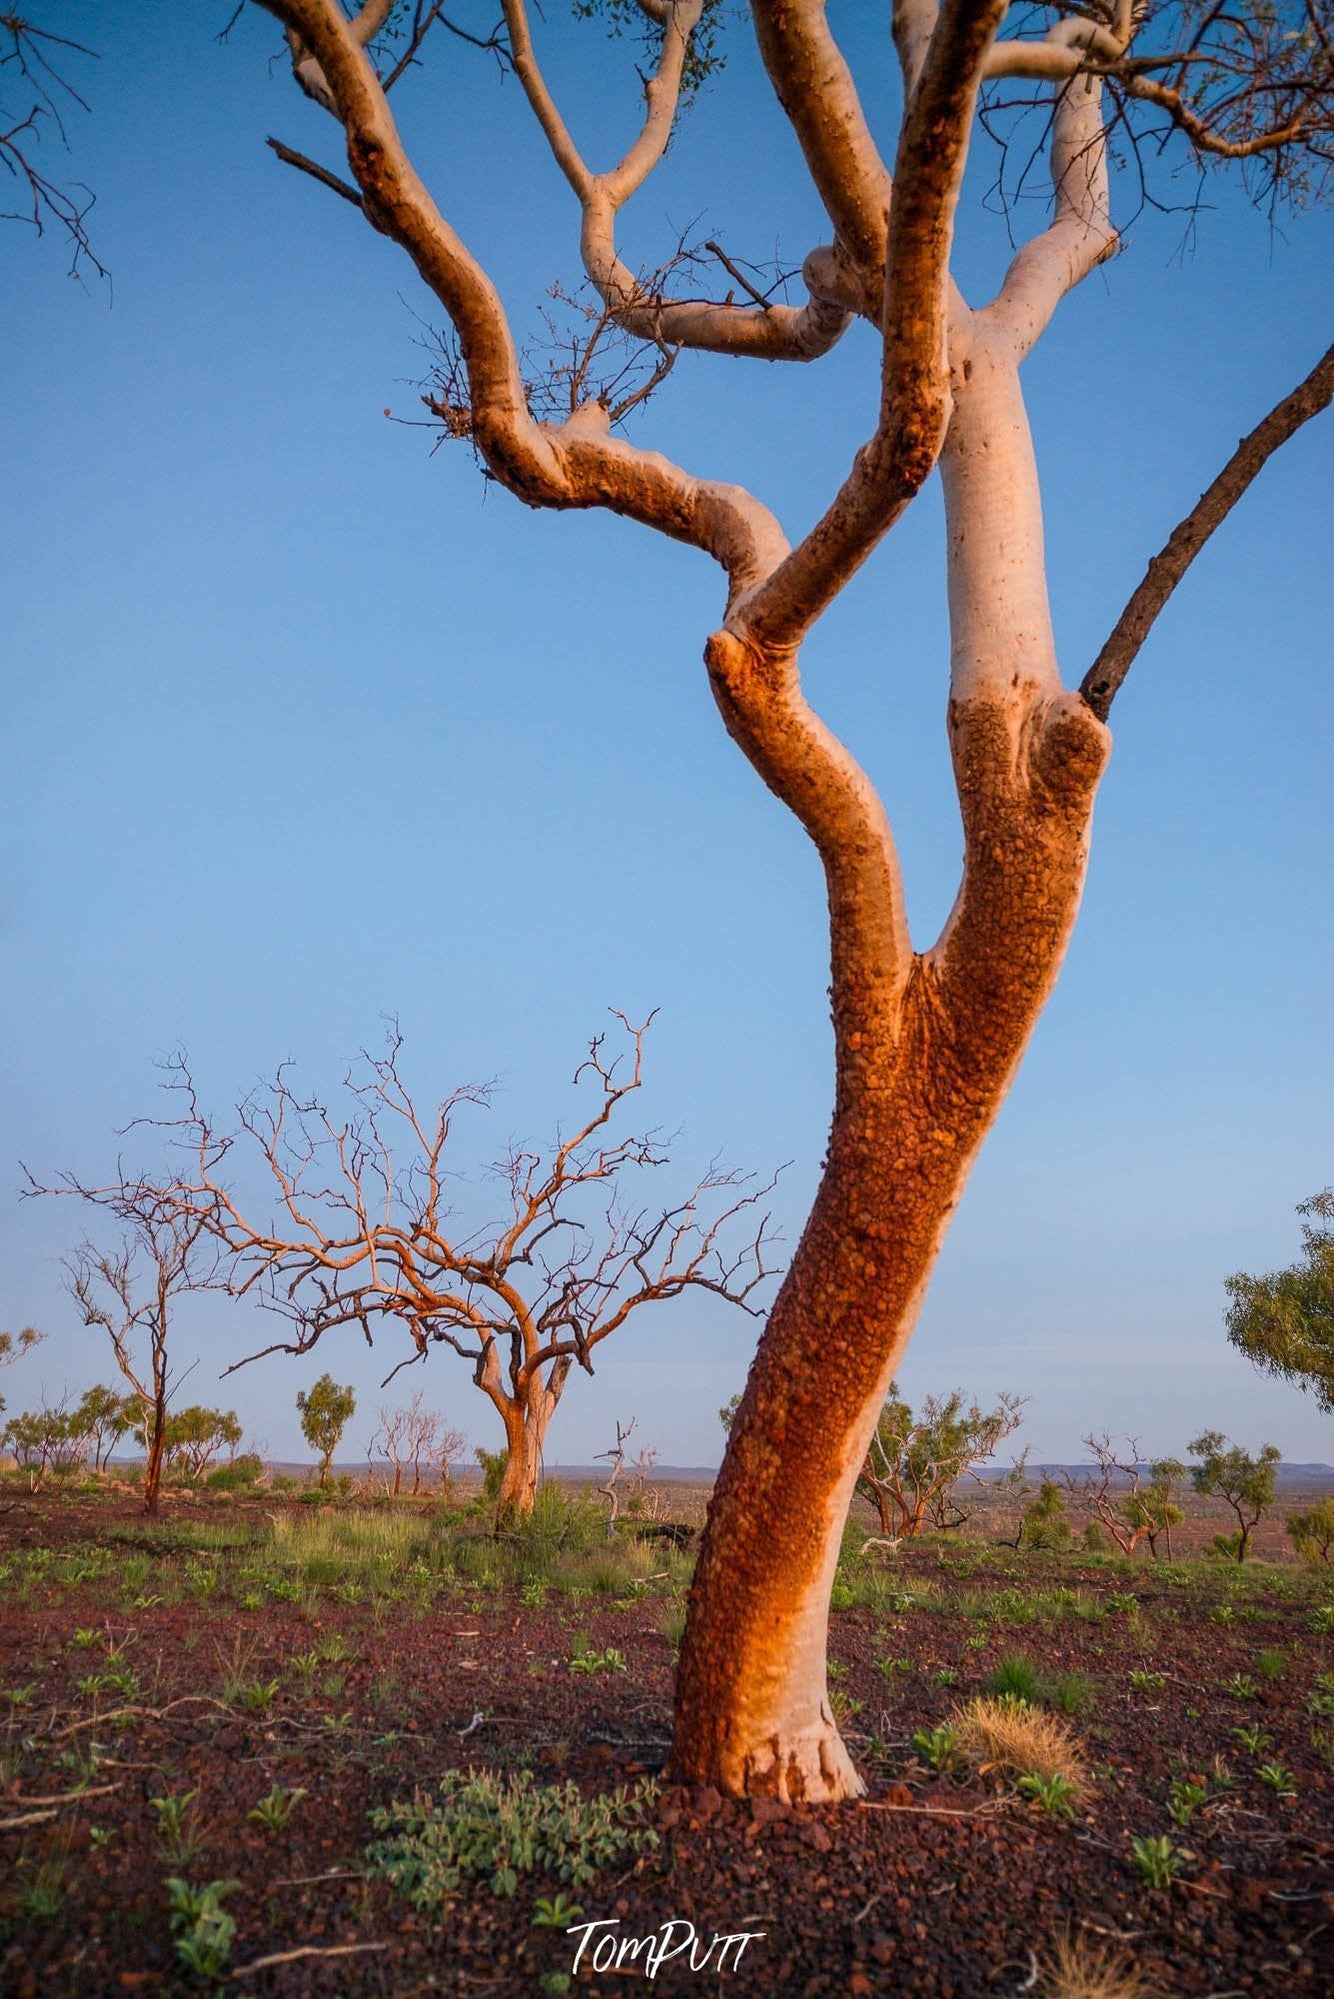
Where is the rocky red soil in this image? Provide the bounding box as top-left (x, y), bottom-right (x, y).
top-left (1, 1490), bottom-right (1330, 1997)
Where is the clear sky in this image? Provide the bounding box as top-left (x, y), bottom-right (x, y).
top-left (3, 5), bottom-right (1331, 1472)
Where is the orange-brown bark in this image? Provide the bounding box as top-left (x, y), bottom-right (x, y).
top-left (673, 687), bottom-right (1108, 1799)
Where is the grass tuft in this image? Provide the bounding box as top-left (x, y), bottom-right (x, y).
top-left (952, 1695), bottom-right (1088, 1792)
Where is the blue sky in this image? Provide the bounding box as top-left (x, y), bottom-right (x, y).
top-left (3, 5), bottom-right (1331, 1470)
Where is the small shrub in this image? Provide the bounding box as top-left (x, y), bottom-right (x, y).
top-left (1128, 1670), bottom-right (1166, 1694)
top-left (151, 1789), bottom-right (201, 1866)
top-left (1231, 1723), bottom-right (1273, 1755)
top-left (166, 1877), bottom-right (238, 1980)
top-left (1253, 1648), bottom-right (1287, 1680)
top-left (1166, 1779), bottom-right (1208, 1826)
top-left (248, 1783), bottom-right (307, 1831)
top-left (1017, 1771), bottom-right (1080, 1818)
top-left (983, 1654), bottom-right (1043, 1705)
top-left (366, 1768), bottom-right (659, 1906)
top-left (911, 1724), bottom-right (965, 1775)
top-left (1129, 1834), bottom-right (1180, 1890)
top-left (204, 1453), bottom-right (266, 1492)
top-left (567, 1645), bottom-right (626, 1677)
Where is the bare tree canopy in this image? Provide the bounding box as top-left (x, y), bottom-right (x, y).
top-left (77, 1016), bottom-right (778, 1522)
top-left (1, 13), bottom-right (105, 279)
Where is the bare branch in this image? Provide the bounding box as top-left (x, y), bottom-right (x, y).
top-left (1082, 340), bottom-right (1334, 718)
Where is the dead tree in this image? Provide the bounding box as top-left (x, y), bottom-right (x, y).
top-left (114, 1016), bottom-right (776, 1525)
top-left (596, 1417), bottom-right (636, 1539)
top-left (186, 0), bottom-right (1331, 1796)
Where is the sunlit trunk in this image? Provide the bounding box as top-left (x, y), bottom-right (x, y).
top-left (674, 334), bottom-right (1111, 1800)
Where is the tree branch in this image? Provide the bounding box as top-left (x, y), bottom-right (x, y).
top-left (1081, 340), bottom-right (1334, 719)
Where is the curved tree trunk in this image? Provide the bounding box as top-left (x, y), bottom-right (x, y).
top-left (492, 1357), bottom-right (572, 1525)
top-left (674, 333), bottom-right (1111, 1800)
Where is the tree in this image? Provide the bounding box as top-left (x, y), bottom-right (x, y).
top-left (856, 1385), bottom-right (1025, 1541)
top-left (1285, 1496), bottom-right (1334, 1567)
top-left (1225, 1190), bottom-right (1334, 1414)
top-left (1, 1399), bottom-right (84, 1491)
top-left (70, 1384), bottom-right (132, 1473)
top-left (0, 1326), bottom-right (44, 1418)
top-left (1188, 1430), bottom-right (1282, 1563)
top-left (148, 1), bottom-right (1332, 1797)
top-left (296, 1372), bottom-right (356, 1486)
top-left (1069, 1437), bottom-right (1184, 1560)
top-left (49, 1209), bottom-right (214, 1518)
top-left (373, 1392), bottom-right (465, 1496)
top-left (135, 1018), bottom-right (776, 1523)
top-left (163, 1404), bottom-right (244, 1480)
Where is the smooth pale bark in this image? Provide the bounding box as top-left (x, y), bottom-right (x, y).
top-left (674, 331), bottom-right (1110, 1801)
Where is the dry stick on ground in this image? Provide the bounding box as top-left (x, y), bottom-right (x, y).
top-left (195, 0), bottom-right (1334, 1801)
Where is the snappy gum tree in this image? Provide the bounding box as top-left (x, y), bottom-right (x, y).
top-left (216, 0), bottom-right (1327, 1798)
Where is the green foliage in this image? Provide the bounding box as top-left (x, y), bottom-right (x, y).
top-left (567, 1642), bottom-right (627, 1676)
top-left (982, 1653), bottom-right (1043, 1705)
top-left (1188, 1431), bottom-right (1281, 1561)
top-left (475, 1445), bottom-right (507, 1503)
top-left (1167, 1778), bottom-right (1208, 1826)
top-left (717, 1392), bottom-right (741, 1434)
top-left (366, 1768), bottom-right (659, 1907)
top-left (1130, 1833), bottom-right (1181, 1890)
top-left (1257, 1761), bottom-right (1296, 1794)
top-left (166, 1877), bottom-right (239, 1980)
top-left (1129, 1669), bottom-right (1166, 1693)
top-left (152, 1788), bottom-right (201, 1866)
top-left (1021, 1477), bottom-right (1071, 1552)
top-left (1225, 1189), bottom-right (1334, 1412)
top-left (532, 1891), bottom-right (585, 1930)
top-left (0, 1326), bottom-right (43, 1418)
top-left (295, 1373), bottom-right (356, 1485)
top-left (856, 1382), bottom-right (1024, 1539)
top-left (204, 1452), bottom-right (265, 1491)
top-left (1016, 1770), bottom-right (1079, 1818)
top-left (912, 1723), bottom-right (964, 1774)
top-left (1120, 1459), bottom-right (1186, 1554)
top-left (1231, 1722), bottom-right (1273, 1754)
top-left (1286, 1495), bottom-right (1334, 1566)
top-left (248, 1782), bottom-right (307, 1831)
top-left (164, 1405), bottom-right (244, 1479)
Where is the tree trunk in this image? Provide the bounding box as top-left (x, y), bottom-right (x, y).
top-left (673, 333), bottom-right (1110, 1801)
top-left (143, 1400), bottom-right (166, 1519)
top-left (492, 1358), bottom-right (572, 1526)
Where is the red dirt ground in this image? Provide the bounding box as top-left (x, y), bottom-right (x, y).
top-left (1, 1490), bottom-right (1330, 1997)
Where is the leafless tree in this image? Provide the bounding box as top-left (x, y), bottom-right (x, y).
top-left (373, 1390), bottom-right (466, 1495)
top-left (181, 0), bottom-right (1330, 1798)
top-left (23, 1190), bottom-right (214, 1516)
top-left (109, 1015), bottom-right (777, 1524)
top-left (596, 1415), bottom-right (636, 1539)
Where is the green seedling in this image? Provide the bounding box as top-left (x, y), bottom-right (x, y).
top-left (1167, 1779), bottom-right (1208, 1826)
top-left (1257, 1762), bottom-right (1296, 1795)
top-left (912, 1723), bottom-right (964, 1775)
top-left (1130, 1834), bottom-right (1181, 1890)
top-left (1231, 1723), bottom-right (1273, 1755)
top-left (532, 1892), bottom-right (585, 1930)
top-left (1016, 1771), bottom-right (1080, 1818)
top-left (151, 1788), bottom-right (201, 1865)
top-left (247, 1782), bottom-right (307, 1831)
top-left (567, 1646), bottom-right (627, 1676)
top-left (166, 1877), bottom-right (239, 1980)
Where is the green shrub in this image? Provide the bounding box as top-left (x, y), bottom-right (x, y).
top-left (366, 1768), bottom-right (659, 1906)
top-left (1286, 1498), bottom-right (1334, 1567)
top-left (204, 1453), bottom-right (265, 1492)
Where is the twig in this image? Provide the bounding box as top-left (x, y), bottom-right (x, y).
top-left (858, 1799), bottom-right (1006, 1819)
top-left (0, 1806), bottom-right (58, 1830)
top-left (2, 1781), bottom-right (121, 1808)
top-left (230, 1942), bottom-right (389, 1977)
